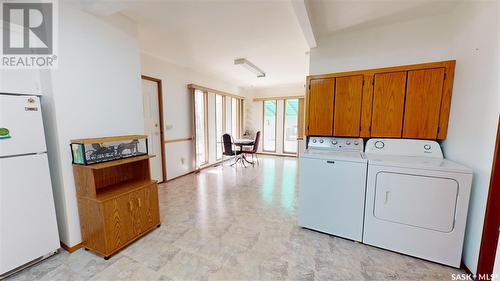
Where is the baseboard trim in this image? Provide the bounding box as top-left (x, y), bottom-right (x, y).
top-left (60, 242), bottom-right (82, 253)
top-left (461, 261), bottom-right (474, 278)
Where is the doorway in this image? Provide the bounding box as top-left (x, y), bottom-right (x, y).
top-left (141, 75), bottom-right (166, 183)
top-left (477, 115), bottom-right (500, 276)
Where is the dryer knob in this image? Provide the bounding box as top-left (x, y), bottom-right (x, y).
top-left (346, 141), bottom-right (351, 145)
top-left (331, 140), bottom-right (338, 145)
top-left (312, 139), bottom-right (317, 143)
top-left (424, 144), bottom-right (431, 150)
top-left (374, 141), bottom-right (385, 149)
top-left (319, 139), bottom-right (324, 143)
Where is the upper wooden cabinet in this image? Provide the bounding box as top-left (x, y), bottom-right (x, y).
top-left (307, 78), bottom-right (335, 136)
top-left (371, 72), bottom-right (407, 138)
top-left (305, 60), bottom-right (456, 140)
top-left (333, 75), bottom-right (364, 136)
top-left (403, 68), bottom-right (445, 139)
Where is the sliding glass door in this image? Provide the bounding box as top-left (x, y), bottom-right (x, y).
top-left (283, 99), bottom-right (299, 154)
top-left (263, 100), bottom-right (277, 152)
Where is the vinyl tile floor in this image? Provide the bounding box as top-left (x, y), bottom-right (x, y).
top-left (8, 156), bottom-right (464, 281)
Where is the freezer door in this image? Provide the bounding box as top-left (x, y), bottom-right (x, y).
top-left (0, 95), bottom-right (47, 157)
top-left (0, 153), bottom-right (60, 275)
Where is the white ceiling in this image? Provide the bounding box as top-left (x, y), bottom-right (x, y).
top-left (80, 0), bottom-right (458, 90)
top-left (119, 0), bottom-right (310, 89)
top-left (307, 0), bottom-right (459, 36)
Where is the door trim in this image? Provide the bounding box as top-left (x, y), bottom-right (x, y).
top-left (141, 75), bottom-right (167, 183)
top-left (477, 115), bottom-right (500, 275)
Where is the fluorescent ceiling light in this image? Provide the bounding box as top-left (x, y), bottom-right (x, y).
top-left (234, 58), bottom-right (266, 78)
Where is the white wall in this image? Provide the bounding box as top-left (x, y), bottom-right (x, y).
top-left (309, 2), bottom-right (500, 273)
top-left (140, 53), bottom-right (241, 179)
top-left (39, 2), bottom-right (144, 247)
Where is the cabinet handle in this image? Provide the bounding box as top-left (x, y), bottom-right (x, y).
top-left (128, 201), bottom-right (133, 211)
top-left (137, 198), bottom-right (142, 208)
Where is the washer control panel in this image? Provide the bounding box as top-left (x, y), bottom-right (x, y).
top-left (365, 138), bottom-right (443, 158)
top-left (308, 137), bottom-right (363, 152)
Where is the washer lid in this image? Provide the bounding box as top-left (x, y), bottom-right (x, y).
top-left (301, 150), bottom-right (367, 163)
top-left (367, 155), bottom-right (472, 174)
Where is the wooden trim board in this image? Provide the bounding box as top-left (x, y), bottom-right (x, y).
top-left (60, 242), bottom-right (82, 253)
top-left (477, 115), bottom-right (500, 276)
top-left (71, 135), bottom-right (147, 144)
top-left (164, 138), bottom-right (193, 144)
top-left (307, 60), bottom-right (455, 80)
top-left (188, 84), bottom-right (244, 100)
top-left (253, 96), bottom-right (305, 102)
top-left (141, 75), bottom-right (167, 183)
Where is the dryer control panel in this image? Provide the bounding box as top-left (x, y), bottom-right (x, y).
top-left (307, 137), bottom-right (363, 152)
top-left (365, 138), bottom-right (443, 158)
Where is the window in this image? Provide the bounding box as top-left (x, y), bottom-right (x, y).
top-left (263, 100), bottom-right (277, 152)
top-left (191, 85), bottom-right (244, 168)
top-left (283, 99), bottom-right (299, 154)
top-left (215, 94), bottom-right (223, 160)
top-left (231, 98), bottom-right (237, 138)
top-left (194, 90), bottom-right (207, 166)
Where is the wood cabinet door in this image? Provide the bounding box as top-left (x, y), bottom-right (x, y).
top-left (371, 72), bottom-right (407, 137)
top-left (307, 78), bottom-right (335, 136)
top-left (333, 75), bottom-right (364, 136)
top-left (103, 195), bottom-right (133, 253)
top-left (403, 68), bottom-right (445, 139)
top-left (129, 189), bottom-right (145, 237)
top-left (143, 184), bottom-right (160, 229)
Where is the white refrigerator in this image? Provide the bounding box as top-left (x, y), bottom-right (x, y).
top-left (0, 94), bottom-right (60, 278)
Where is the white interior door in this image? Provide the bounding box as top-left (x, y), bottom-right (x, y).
top-left (142, 79), bottom-right (164, 182)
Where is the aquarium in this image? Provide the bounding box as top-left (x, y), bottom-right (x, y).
top-left (71, 136), bottom-right (148, 165)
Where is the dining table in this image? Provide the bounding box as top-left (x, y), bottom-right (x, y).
top-left (233, 138), bottom-right (255, 167)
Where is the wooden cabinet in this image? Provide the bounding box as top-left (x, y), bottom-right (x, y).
top-left (305, 60), bottom-right (456, 140)
top-left (307, 78), bottom-right (335, 136)
top-left (333, 75), bottom-right (364, 136)
top-left (371, 72), bottom-right (407, 138)
top-left (403, 68), bottom-right (445, 139)
top-left (73, 136), bottom-right (161, 259)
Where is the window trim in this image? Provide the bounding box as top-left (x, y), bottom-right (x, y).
top-left (262, 100), bottom-right (277, 152)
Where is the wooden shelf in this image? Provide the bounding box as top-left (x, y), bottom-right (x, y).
top-left (76, 155), bottom-right (154, 170)
top-left (71, 135), bottom-right (147, 144)
top-left (94, 179), bottom-right (156, 202)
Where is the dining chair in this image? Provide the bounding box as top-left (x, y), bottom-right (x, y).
top-left (221, 133), bottom-right (243, 167)
top-left (243, 131), bottom-right (261, 166)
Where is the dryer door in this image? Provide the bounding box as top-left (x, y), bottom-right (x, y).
top-left (373, 172), bottom-right (458, 232)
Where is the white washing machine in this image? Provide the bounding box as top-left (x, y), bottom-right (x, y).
top-left (298, 137), bottom-right (367, 241)
top-left (363, 138), bottom-right (472, 267)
